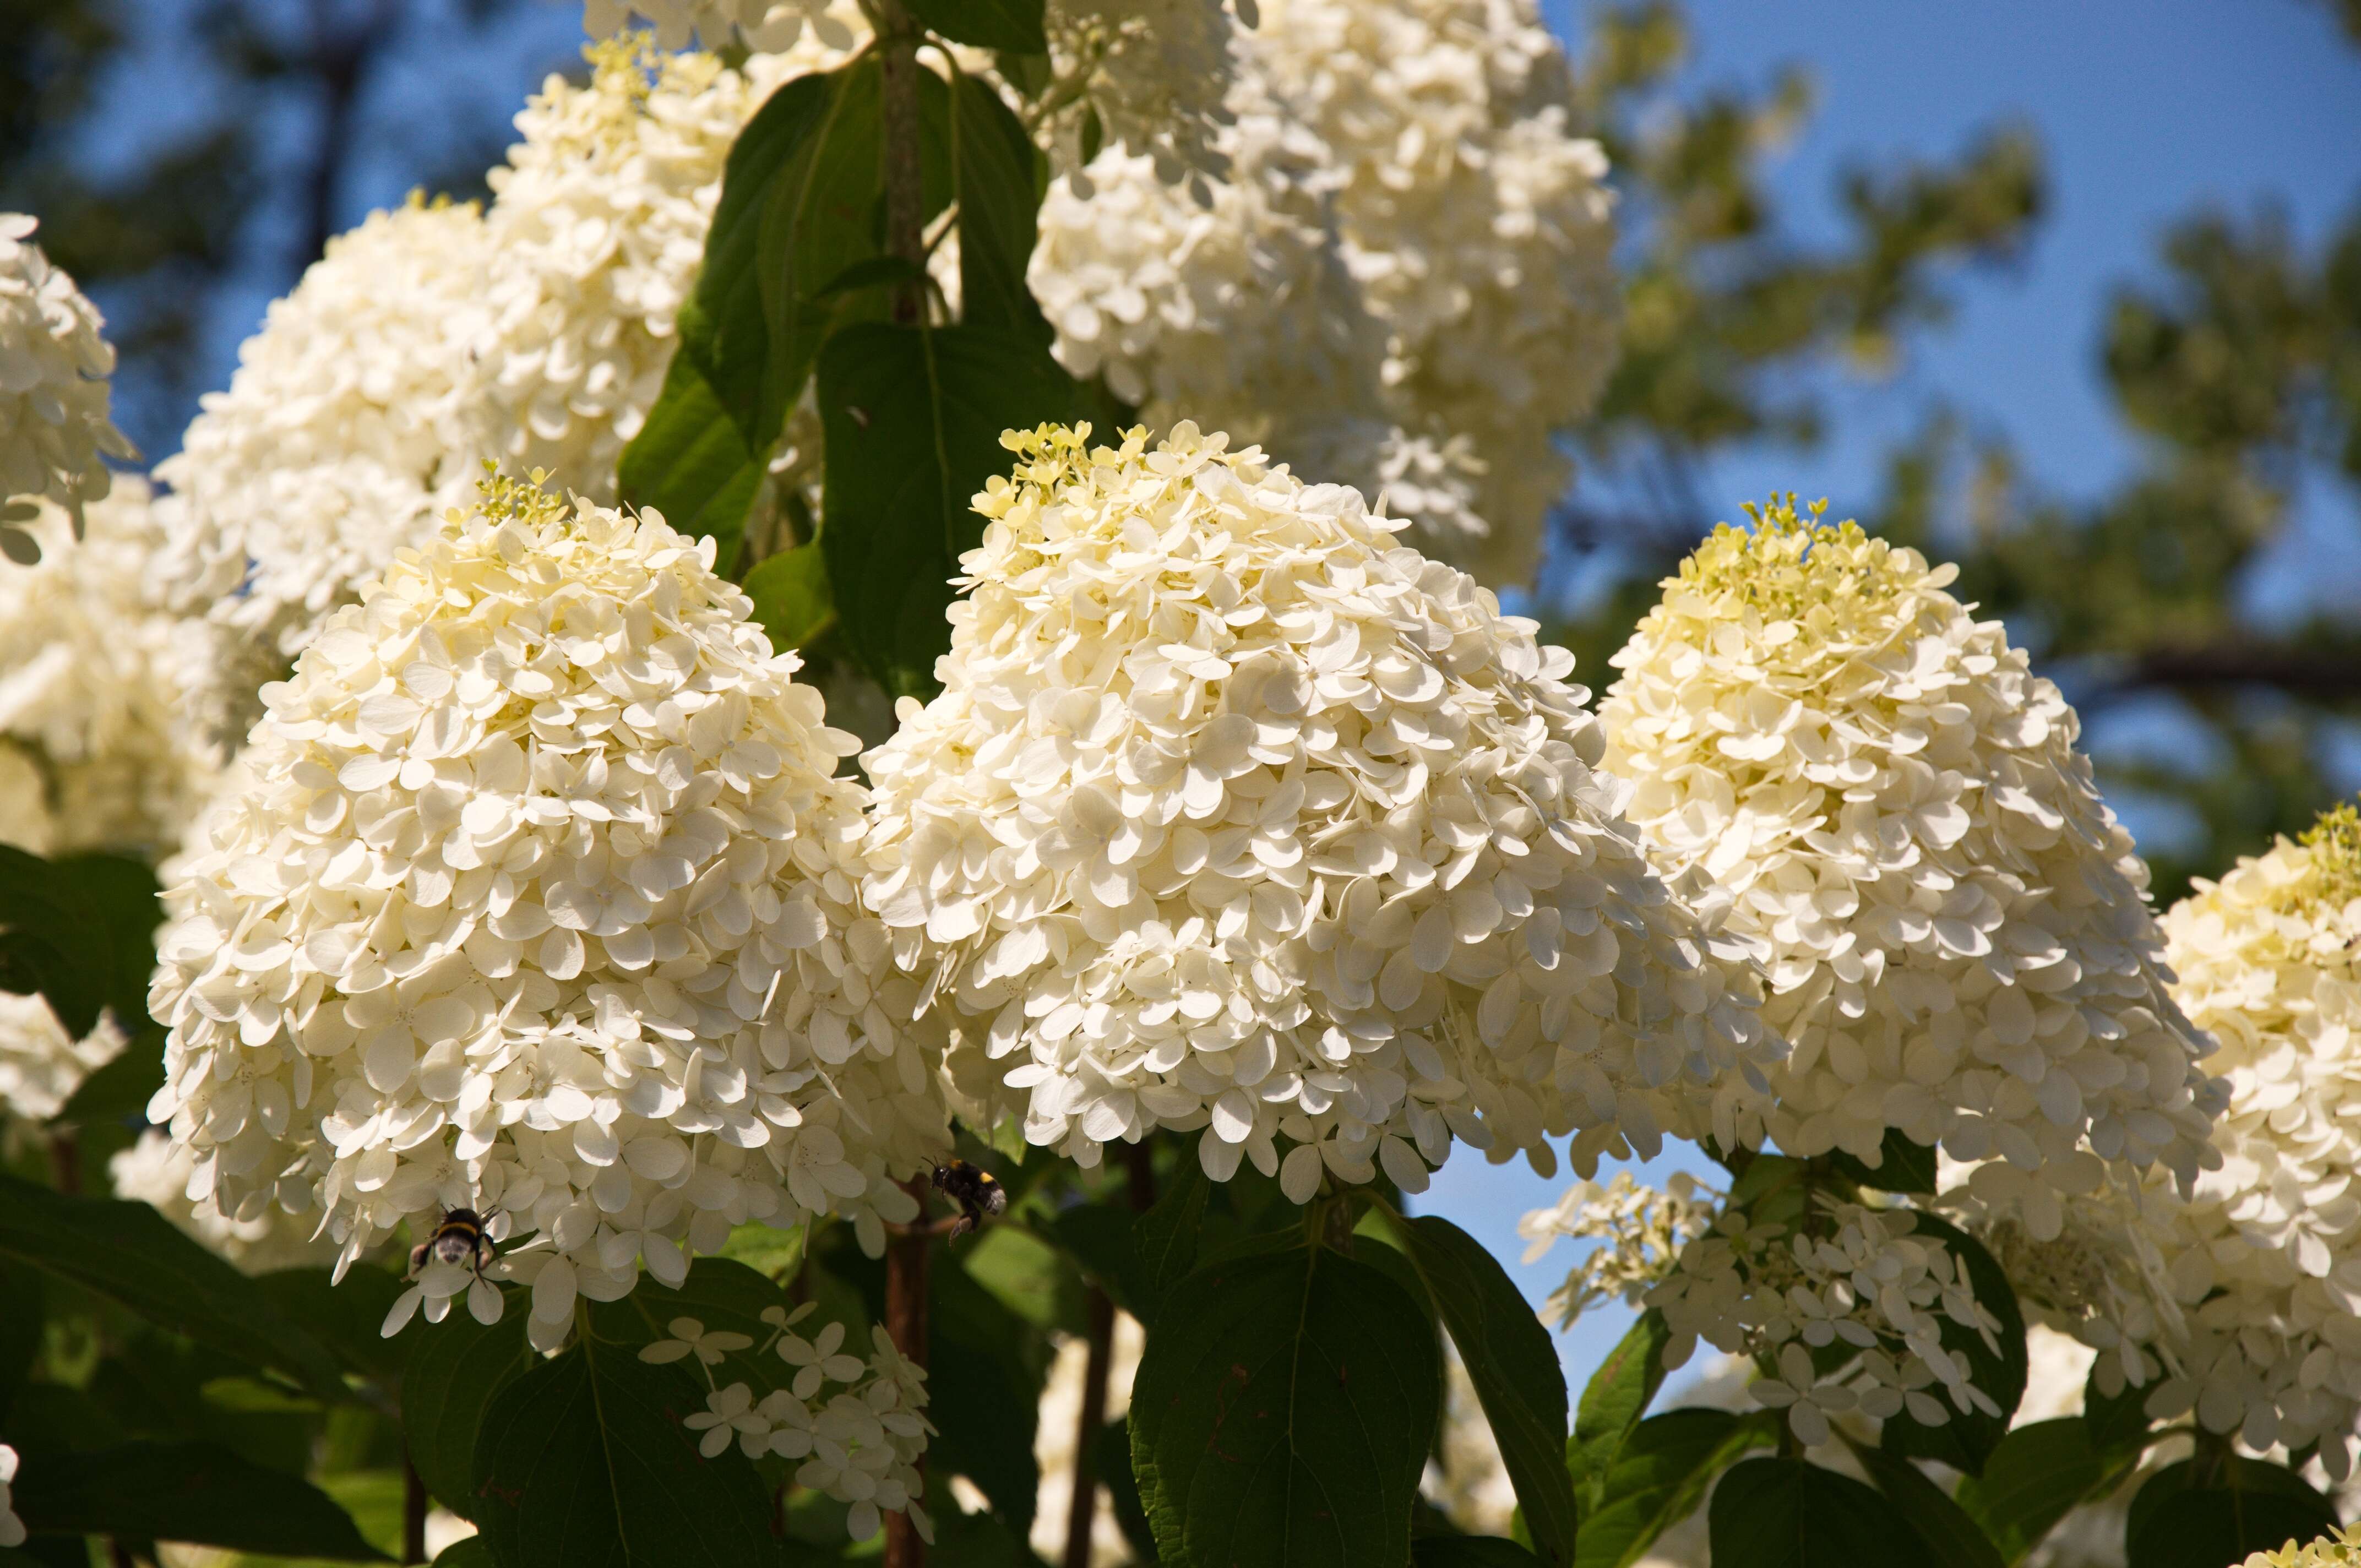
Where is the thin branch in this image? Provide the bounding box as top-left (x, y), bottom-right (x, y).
top-left (884, 1174), bottom-right (932, 1568)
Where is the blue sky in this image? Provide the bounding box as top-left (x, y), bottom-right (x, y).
top-left (1425, 0), bottom-right (2361, 1382)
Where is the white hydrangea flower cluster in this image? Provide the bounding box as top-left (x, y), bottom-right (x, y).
top-left (1601, 498), bottom-right (2222, 1201)
top-left (0, 213), bottom-right (135, 552)
top-left (1517, 1168), bottom-right (1719, 1327)
top-left (0, 993), bottom-right (123, 1124)
top-left (1030, 0), bottom-right (1618, 583)
top-left (1040, 0), bottom-right (1244, 184)
top-left (1648, 1194), bottom-right (2005, 1448)
top-left (2241, 1531), bottom-right (2361, 1568)
top-left (0, 480), bottom-right (219, 858)
top-left (2129, 810), bottom-right (2361, 1472)
top-left (863, 423), bottom-right (1778, 1194)
top-left (580, 0), bottom-right (853, 51)
top-left (0, 1444), bottom-right (21, 1551)
top-left (108, 1129), bottom-right (341, 1273)
top-left (650, 1305), bottom-right (933, 1545)
top-left (147, 478), bottom-right (949, 1351)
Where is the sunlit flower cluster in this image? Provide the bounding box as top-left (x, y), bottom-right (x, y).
top-left (2123, 810), bottom-right (2361, 1471)
top-left (580, 0), bottom-right (852, 51)
top-left (1518, 1169), bottom-right (1718, 1327)
top-left (1601, 498), bottom-right (2222, 1200)
top-left (1041, 0), bottom-right (1244, 185)
top-left (108, 1128), bottom-right (341, 1273)
top-left (0, 213), bottom-right (134, 552)
top-left (1648, 1193), bottom-right (2005, 1448)
top-left (2241, 1531), bottom-right (2361, 1568)
top-left (863, 422), bottom-right (1776, 1192)
top-left (649, 1305), bottom-right (933, 1545)
top-left (1031, 0), bottom-right (1617, 582)
top-left (148, 479), bottom-right (948, 1351)
top-left (0, 993), bottom-right (122, 1124)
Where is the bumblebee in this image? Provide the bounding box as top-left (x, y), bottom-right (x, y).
top-left (409, 1206), bottom-right (499, 1281)
top-left (931, 1161), bottom-right (1007, 1239)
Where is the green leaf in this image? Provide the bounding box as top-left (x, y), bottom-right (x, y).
top-left (1876, 1212), bottom-right (2026, 1477)
top-left (51, 1022), bottom-right (165, 1126)
top-left (943, 73), bottom-right (1052, 342)
top-left (969, 1222), bottom-right (1091, 1333)
top-left (1387, 1213), bottom-right (1577, 1567)
top-left (0, 1173), bottom-right (350, 1403)
top-left (1708, 1456), bottom-right (1922, 1566)
top-left (2123, 1457), bottom-right (2338, 1568)
top-left (929, 1249), bottom-right (1047, 1532)
top-left (1130, 1243), bottom-right (1441, 1568)
top-left (818, 321), bottom-right (1084, 695)
top-left (906, 0), bottom-right (1046, 52)
top-left (1131, 1157), bottom-right (1209, 1321)
top-left (1825, 1131), bottom-right (1939, 1195)
top-left (620, 63), bottom-right (880, 564)
top-left (257, 1266), bottom-right (410, 1381)
top-left (743, 541), bottom-right (837, 651)
top-left (472, 1340), bottom-right (786, 1568)
top-left (1845, 1436), bottom-right (2006, 1568)
top-left (400, 1298), bottom-right (534, 1521)
top-left (1571, 1311), bottom-right (1673, 1496)
top-left (9, 1440), bottom-right (388, 1560)
top-left (1575, 1409), bottom-right (1772, 1568)
top-left (1955, 1417), bottom-right (2145, 1564)
top-left (589, 1256), bottom-right (791, 1398)
top-left (0, 1260), bottom-right (41, 1421)
top-left (1098, 1415), bottom-right (1157, 1563)
top-left (2083, 1364), bottom-right (2154, 1455)
top-left (1415, 1540), bottom-right (1549, 1567)
top-left (0, 847), bottom-right (159, 1038)
top-left (434, 1540), bottom-right (498, 1568)
top-left (715, 1218), bottom-right (808, 1281)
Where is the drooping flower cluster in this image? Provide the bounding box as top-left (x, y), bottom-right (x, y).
top-left (108, 1129), bottom-right (341, 1273)
top-left (0, 213), bottom-right (135, 552)
top-left (1646, 1190), bottom-right (2006, 1447)
top-left (1600, 498), bottom-right (2222, 1201)
top-left (147, 478), bottom-right (948, 1350)
top-left (1038, 0), bottom-right (1245, 184)
top-left (1517, 1169), bottom-right (1718, 1327)
top-left (2120, 809), bottom-right (2361, 1471)
top-left (863, 423), bottom-right (1777, 1193)
top-left (1031, 0), bottom-right (1618, 582)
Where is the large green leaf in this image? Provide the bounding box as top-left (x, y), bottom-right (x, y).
top-left (1707, 1456), bottom-right (1922, 1565)
top-left (589, 1255), bottom-right (790, 1398)
top-left (1845, 1436), bottom-right (2006, 1568)
top-left (1826, 1130), bottom-right (1939, 1195)
top-left (619, 63), bottom-right (881, 564)
top-left (743, 542), bottom-right (836, 651)
top-left (1570, 1311), bottom-right (1673, 1501)
top-left (50, 1021), bottom-right (166, 1126)
top-left (9, 1440), bottom-right (387, 1560)
top-left (1575, 1409), bottom-right (1771, 1568)
top-left (906, 0), bottom-right (1046, 51)
top-left (1131, 1158), bottom-right (1209, 1322)
top-left (1955, 1417), bottom-right (2145, 1564)
top-left (928, 1246), bottom-right (1048, 1533)
top-left (1414, 1540), bottom-right (1549, 1567)
top-left (1130, 1243), bottom-right (1441, 1568)
top-left (2083, 1364), bottom-right (2154, 1454)
top-left (471, 1339), bottom-right (785, 1568)
top-left (941, 73), bottom-right (1051, 341)
top-left (400, 1299), bottom-right (535, 1521)
top-left (2123, 1457), bottom-right (2339, 1568)
top-left (1388, 1213), bottom-right (1577, 1567)
top-left (0, 847), bottom-right (159, 1038)
top-left (0, 1260), bottom-right (41, 1421)
top-left (1876, 1212), bottom-right (2027, 1477)
top-left (1098, 1415), bottom-right (1157, 1562)
top-left (257, 1266), bottom-right (410, 1381)
top-left (0, 1173), bottom-right (350, 1402)
top-left (817, 321), bottom-right (1085, 694)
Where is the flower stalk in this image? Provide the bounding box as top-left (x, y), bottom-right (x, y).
top-left (884, 1175), bottom-right (932, 1568)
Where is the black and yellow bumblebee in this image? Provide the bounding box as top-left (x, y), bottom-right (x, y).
top-left (408, 1206), bottom-right (499, 1282)
top-left (931, 1160), bottom-right (1007, 1239)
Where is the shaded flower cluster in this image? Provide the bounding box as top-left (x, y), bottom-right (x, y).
top-left (0, 214), bottom-right (135, 552)
top-left (1648, 1191), bottom-right (2005, 1448)
top-left (1601, 498), bottom-right (2222, 1200)
top-left (863, 423), bottom-right (1778, 1193)
top-left (148, 478), bottom-right (947, 1351)
top-left (108, 1129), bottom-right (341, 1273)
top-left (0, 993), bottom-right (123, 1124)
top-left (648, 1305), bottom-right (933, 1545)
top-left (1518, 1168), bottom-right (1718, 1327)
top-left (580, 0), bottom-right (852, 51)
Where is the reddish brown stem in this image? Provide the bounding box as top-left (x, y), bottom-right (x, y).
top-left (49, 1127), bottom-right (80, 1195)
top-left (1062, 1287), bottom-right (1117, 1568)
top-left (402, 1456), bottom-right (427, 1564)
top-left (884, 1175), bottom-right (933, 1568)
top-left (873, 0), bottom-right (927, 324)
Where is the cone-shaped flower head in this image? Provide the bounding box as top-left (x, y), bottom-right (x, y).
top-left (0, 214), bottom-right (135, 549)
top-left (863, 423), bottom-right (1778, 1195)
top-left (2130, 805), bottom-right (2361, 1471)
top-left (149, 476), bottom-right (948, 1340)
top-left (1601, 498), bottom-right (2221, 1198)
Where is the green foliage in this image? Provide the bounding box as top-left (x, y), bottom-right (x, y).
top-left (1874, 1213), bottom-right (2028, 1476)
top-left (1844, 1436), bottom-right (2005, 1568)
top-left (1130, 1242), bottom-right (1441, 1568)
top-left (1706, 1457), bottom-right (1922, 1568)
top-left (2124, 1454), bottom-right (2341, 1568)
top-left (400, 1301), bottom-right (536, 1520)
top-left (0, 847), bottom-right (159, 1040)
top-left (905, 0), bottom-right (1048, 53)
top-left (473, 1338), bottom-right (786, 1568)
top-left (744, 543), bottom-right (837, 650)
top-left (1383, 1211), bottom-right (1579, 1567)
top-left (1575, 1409), bottom-right (1771, 1568)
top-left (1824, 1130), bottom-right (1940, 1196)
top-left (1955, 1417), bottom-right (2147, 1565)
top-left (9, 1441), bottom-right (388, 1560)
top-left (817, 322), bottom-right (1085, 694)
top-left (1415, 1539), bottom-right (1551, 1567)
top-left (1571, 1311), bottom-right (1674, 1495)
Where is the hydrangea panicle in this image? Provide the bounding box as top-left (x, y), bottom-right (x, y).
top-left (0, 213), bottom-right (135, 552)
top-left (148, 474), bottom-right (948, 1347)
top-left (863, 422), bottom-right (1778, 1195)
top-left (1517, 1169), bottom-right (1717, 1327)
top-left (1601, 496), bottom-right (2222, 1203)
